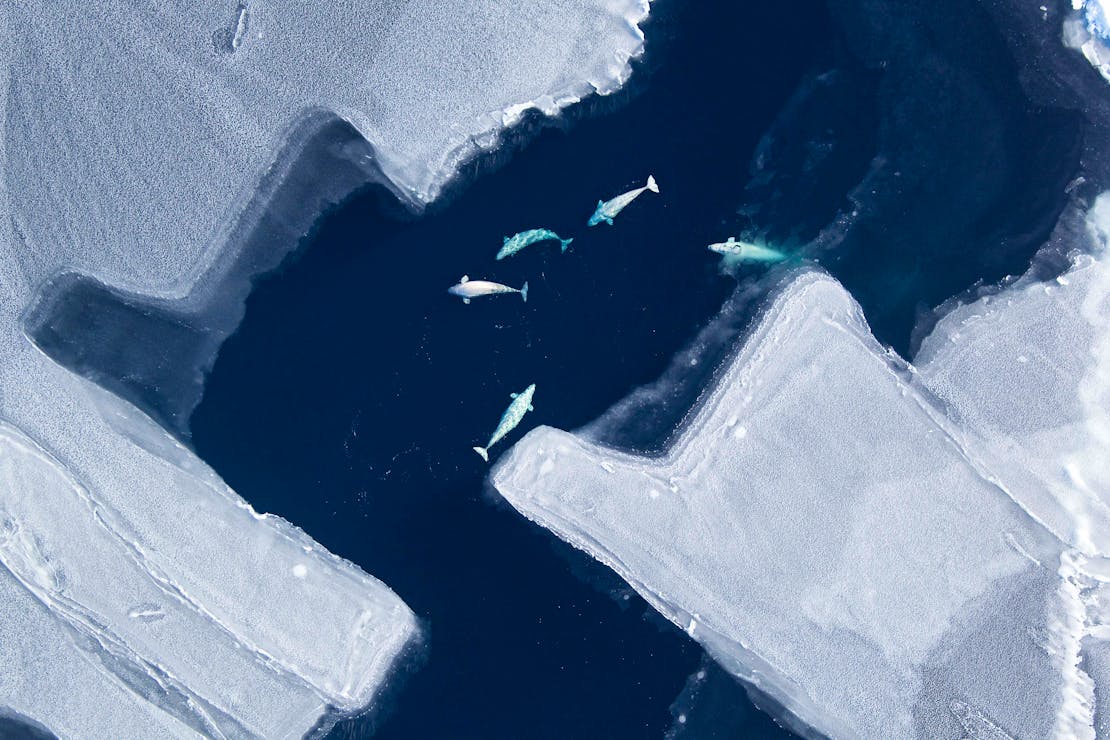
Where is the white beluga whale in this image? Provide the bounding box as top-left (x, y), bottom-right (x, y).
top-left (496, 229), bottom-right (574, 260)
top-left (448, 275), bottom-right (528, 304)
top-left (588, 175), bottom-right (659, 226)
top-left (708, 237), bottom-right (786, 263)
top-left (473, 383), bottom-right (536, 462)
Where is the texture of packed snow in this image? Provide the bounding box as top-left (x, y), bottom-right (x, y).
top-left (493, 207), bottom-right (1110, 737)
top-left (917, 195), bottom-right (1110, 559)
top-left (0, 0), bottom-right (651, 736)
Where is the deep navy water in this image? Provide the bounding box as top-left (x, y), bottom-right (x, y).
top-left (187, 0), bottom-right (1086, 737)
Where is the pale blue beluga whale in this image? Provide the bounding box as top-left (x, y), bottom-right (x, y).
top-left (473, 383), bottom-right (536, 462)
top-left (588, 175), bottom-right (659, 226)
top-left (708, 237), bottom-right (787, 263)
top-left (448, 275), bottom-right (528, 304)
top-left (496, 229), bottom-right (573, 260)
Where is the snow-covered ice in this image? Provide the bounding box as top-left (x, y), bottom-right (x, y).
top-left (494, 268), bottom-right (1083, 737)
top-left (5, 0), bottom-right (651, 300)
top-left (0, 0), bottom-right (652, 736)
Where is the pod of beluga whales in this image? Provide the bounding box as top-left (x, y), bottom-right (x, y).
top-left (455, 174), bottom-right (788, 461)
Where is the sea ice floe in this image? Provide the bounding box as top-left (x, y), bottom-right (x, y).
top-left (1, 0), bottom-right (652, 736)
top-left (493, 198), bottom-right (1110, 736)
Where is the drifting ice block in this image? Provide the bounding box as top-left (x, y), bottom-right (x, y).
top-left (493, 271), bottom-right (1080, 738)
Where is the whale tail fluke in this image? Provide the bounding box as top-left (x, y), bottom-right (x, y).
top-left (646, 175), bottom-right (659, 193)
top-left (473, 446), bottom-right (489, 462)
top-left (560, 238), bottom-right (573, 253)
top-left (520, 282), bottom-right (529, 302)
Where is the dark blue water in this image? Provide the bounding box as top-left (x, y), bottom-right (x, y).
top-left (191, 0), bottom-right (1085, 737)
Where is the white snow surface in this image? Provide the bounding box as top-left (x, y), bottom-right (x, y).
top-left (0, 0), bottom-right (651, 737)
top-left (493, 197), bottom-right (1110, 738)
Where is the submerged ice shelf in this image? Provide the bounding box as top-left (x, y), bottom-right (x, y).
top-left (493, 197), bottom-right (1110, 738)
top-left (0, 0), bottom-right (652, 736)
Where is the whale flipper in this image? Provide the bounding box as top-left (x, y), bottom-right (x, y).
top-left (528, 405), bottom-right (534, 411)
top-left (463, 298), bottom-right (470, 304)
top-left (511, 392), bottom-right (518, 399)
top-left (461, 275), bottom-right (469, 282)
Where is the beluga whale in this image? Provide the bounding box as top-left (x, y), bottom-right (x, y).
top-left (708, 237), bottom-right (786, 263)
top-left (473, 383), bottom-right (536, 462)
top-left (448, 275), bottom-right (528, 304)
top-left (496, 229), bottom-right (573, 260)
top-left (588, 175), bottom-right (659, 226)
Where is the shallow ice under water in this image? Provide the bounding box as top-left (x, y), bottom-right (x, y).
top-left (0, 0), bottom-right (652, 736)
top-left (492, 194), bottom-right (1110, 738)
